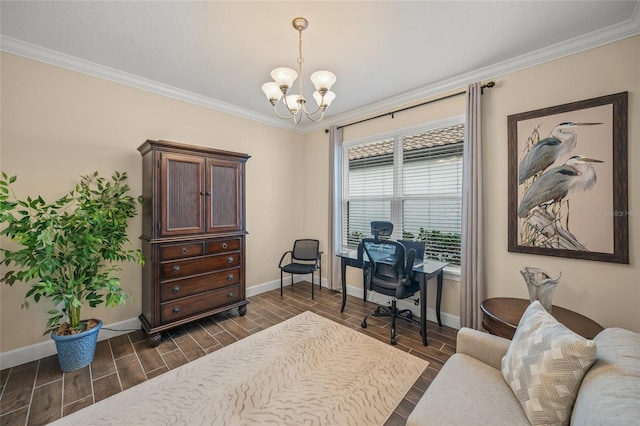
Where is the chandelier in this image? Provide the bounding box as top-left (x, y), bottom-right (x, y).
top-left (261, 17), bottom-right (336, 124)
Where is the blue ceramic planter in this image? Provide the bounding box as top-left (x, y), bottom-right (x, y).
top-left (51, 320), bottom-right (102, 372)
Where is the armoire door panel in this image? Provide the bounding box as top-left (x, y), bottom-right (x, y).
top-left (161, 153), bottom-right (205, 236)
top-left (206, 159), bottom-right (242, 233)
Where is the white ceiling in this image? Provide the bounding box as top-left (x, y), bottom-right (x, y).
top-left (1, 1), bottom-right (639, 133)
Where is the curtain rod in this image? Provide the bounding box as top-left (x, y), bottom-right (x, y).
top-left (332, 81), bottom-right (495, 131)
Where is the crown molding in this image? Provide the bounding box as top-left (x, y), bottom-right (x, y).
top-left (0, 36), bottom-right (304, 134)
top-left (2, 6), bottom-right (638, 137)
top-left (307, 7), bottom-right (640, 135)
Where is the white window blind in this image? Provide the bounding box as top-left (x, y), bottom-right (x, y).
top-left (342, 122), bottom-right (464, 264)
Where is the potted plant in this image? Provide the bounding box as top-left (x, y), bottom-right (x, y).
top-left (0, 171), bottom-right (144, 371)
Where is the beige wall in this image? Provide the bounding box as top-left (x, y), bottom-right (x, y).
top-left (302, 35), bottom-right (640, 333)
top-left (483, 35), bottom-right (640, 332)
top-left (0, 52), bottom-right (303, 352)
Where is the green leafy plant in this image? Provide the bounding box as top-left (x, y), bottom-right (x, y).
top-left (414, 227), bottom-right (462, 265)
top-left (347, 231), bottom-right (365, 248)
top-left (0, 171), bottom-right (144, 335)
top-left (402, 231), bottom-right (415, 240)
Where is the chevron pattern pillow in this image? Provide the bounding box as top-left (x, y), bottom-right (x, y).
top-left (501, 301), bottom-right (597, 426)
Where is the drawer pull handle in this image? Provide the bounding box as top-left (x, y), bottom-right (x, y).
top-left (172, 265), bottom-right (181, 273)
top-left (181, 247), bottom-right (188, 254)
top-left (222, 242), bottom-right (228, 249)
top-left (172, 306), bottom-right (181, 314)
top-left (227, 292), bottom-right (234, 298)
top-left (227, 274), bottom-right (234, 281)
top-left (227, 256), bottom-right (234, 264)
top-left (172, 285), bottom-right (181, 293)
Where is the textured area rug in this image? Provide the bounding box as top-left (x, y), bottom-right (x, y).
top-left (53, 311), bottom-right (428, 425)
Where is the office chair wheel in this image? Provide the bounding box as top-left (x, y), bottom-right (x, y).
top-left (361, 320), bottom-right (367, 328)
top-left (406, 312), bottom-right (413, 320)
top-left (390, 337), bottom-right (397, 345)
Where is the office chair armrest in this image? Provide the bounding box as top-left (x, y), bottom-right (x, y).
top-left (405, 248), bottom-right (416, 273)
top-left (394, 248), bottom-right (417, 299)
top-left (278, 250), bottom-right (292, 268)
top-left (395, 276), bottom-right (417, 298)
top-left (315, 251), bottom-right (323, 267)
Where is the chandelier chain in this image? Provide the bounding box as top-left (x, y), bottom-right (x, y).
top-left (298, 27), bottom-right (304, 102)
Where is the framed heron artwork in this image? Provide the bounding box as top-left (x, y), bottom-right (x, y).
top-left (507, 92), bottom-right (628, 264)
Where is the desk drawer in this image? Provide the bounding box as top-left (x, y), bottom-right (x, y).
top-left (160, 284), bottom-right (242, 323)
top-left (160, 268), bottom-right (241, 302)
top-left (161, 253), bottom-right (241, 280)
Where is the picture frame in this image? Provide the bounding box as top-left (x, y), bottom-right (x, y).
top-left (507, 92), bottom-right (628, 264)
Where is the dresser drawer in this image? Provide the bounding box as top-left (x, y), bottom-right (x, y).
top-left (160, 284), bottom-right (242, 323)
top-left (207, 238), bottom-right (241, 254)
top-left (161, 253), bottom-right (241, 280)
top-left (160, 268), bottom-right (241, 302)
top-left (160, 242), bottom-right (204, 261)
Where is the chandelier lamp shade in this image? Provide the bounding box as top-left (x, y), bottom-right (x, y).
top-left (262, 17), bottom-right (336, 124)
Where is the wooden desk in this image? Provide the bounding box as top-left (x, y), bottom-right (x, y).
top-left (481, 297), bottom-right (603, 339)
top-left (336, 251), bottom-right (448, 346)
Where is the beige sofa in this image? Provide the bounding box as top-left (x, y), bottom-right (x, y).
top-left (407, 327), bottom-right (640, 425)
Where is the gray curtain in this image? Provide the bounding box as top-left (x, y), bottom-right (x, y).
top-left (460, 82), bottom-right (485, 329)
top-left (328, 126), bottom-right (344, 291)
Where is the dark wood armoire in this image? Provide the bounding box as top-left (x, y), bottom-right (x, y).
top-left (137, 140), bottom-right (249, 346)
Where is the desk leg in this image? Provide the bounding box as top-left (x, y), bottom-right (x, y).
top-left (340, 258), bottom-right (347, 313)
top-left (436, 271), bottom-right (443, 327)
top-left (362, 268), bottom-right (367, 303)
top-left (420, 273), bottom-right (428, 346)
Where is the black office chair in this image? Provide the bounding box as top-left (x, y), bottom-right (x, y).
top-left (359, 238), bottom-right (420, 345)
top-left (278, 239), bottom-right (322, 300)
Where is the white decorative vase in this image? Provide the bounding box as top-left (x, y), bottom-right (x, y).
top-left (520, 267), bottom-right (561, 313)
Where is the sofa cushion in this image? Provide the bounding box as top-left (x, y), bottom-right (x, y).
top-left (571, 327), bottom-right (640, 425)
top-left (501, 301), bottom-right (597, 426)
top-left (407, 353), bottom-right (529, 426)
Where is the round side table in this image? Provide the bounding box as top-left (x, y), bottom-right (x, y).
top-left (480, 297), bottom-right (603, 339)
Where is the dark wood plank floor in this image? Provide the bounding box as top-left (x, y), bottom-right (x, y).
top-left (0, 282), bottom-right (457, 425)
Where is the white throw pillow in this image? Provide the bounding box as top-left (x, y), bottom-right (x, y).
top-left (501, 300), bottom-right (597, 426)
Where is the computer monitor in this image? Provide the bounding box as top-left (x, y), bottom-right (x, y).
top-left (399, 240), bottom-right (426, 261)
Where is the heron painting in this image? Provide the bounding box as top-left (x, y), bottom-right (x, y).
top-left (518, 155), bottom-right (603, 224)
top-left (507, 92), bottom-right (629, 264)
top-left (518, 121), bottom-right (601, 184)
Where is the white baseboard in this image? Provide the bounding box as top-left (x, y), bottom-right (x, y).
top-left (0, 317), bottom-right (141, 370)
top-left (344, 284), bottom-right (461, 329)
top-left (246, 274), bottom-right (327, 297)
top-left (1, 273), bottom-right (454, 370)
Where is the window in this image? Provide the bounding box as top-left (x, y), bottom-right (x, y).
top-left (342, 120), bottom-right (464, 265)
